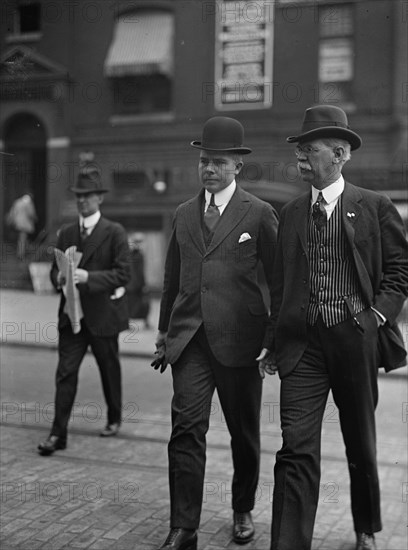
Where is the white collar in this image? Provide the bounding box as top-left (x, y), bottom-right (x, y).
top-left (312, 176), bottom-right (344, 204)
top-left (79, 210), bottom-right (101, 229)
top-left (205, 180), bottom-right (236, 207)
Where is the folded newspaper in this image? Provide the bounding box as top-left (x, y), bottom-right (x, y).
top-left (54, 246), bottom-right (84, 334)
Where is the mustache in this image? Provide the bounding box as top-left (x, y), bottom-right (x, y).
top-left (297, 161), bottom-right (312, 171)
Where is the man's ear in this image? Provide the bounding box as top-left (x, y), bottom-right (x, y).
top-left (333, 147), bottom-right (344, 163)
top-left (235, 161), bottom-right (244, 175)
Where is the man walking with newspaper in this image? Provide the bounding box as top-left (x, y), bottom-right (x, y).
top-left (38, 165), bottom-right (130, 455)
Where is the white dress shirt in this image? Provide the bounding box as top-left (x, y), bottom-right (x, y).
top-left (204, 180), bottom-right (236, 215)
top-left (79, 210), bottom-right (101, 236)
top-left (311, 176), bottom-right (344, 220)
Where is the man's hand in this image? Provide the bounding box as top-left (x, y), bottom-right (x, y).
top-left (57, 271), bottom-right (66, 287)
top-left (151, 331), bottom-right (168, 373)
top-left (371, 307), bottom-right (385, 328)
top-left (256, 348), bottom-right (278, 379)
top-left (74, 268), bottom-right (89, 285)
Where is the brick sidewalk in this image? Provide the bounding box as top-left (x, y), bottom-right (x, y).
top-left (1, 371), bottom-right (407, 550)
top-left (1, 289), bottom-right (407, 549)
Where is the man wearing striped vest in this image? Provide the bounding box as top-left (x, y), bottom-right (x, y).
top-left (260, 105), bottom-right (408, 550)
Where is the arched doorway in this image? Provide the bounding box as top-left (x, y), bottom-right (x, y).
top-left (2, 113), bottom-right (47, 243)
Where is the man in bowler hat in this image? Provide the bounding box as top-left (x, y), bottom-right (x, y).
top-left (260, 105), bottom-right (408, 550)
top-left (38, 165), bottom-right (131, 455)
top-left (152, 116), bottom-right (279, 549)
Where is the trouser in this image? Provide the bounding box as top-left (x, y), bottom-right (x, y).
top-left (169, 326), bottom-right (262, 529)
top-left (51, 323), bottom-right (122, 440)
top-left (271, 310), bottom-right (381, 550)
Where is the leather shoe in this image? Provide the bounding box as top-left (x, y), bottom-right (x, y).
top-left (356, 532), bottom-right (377, 550)
top-left (38, 435), bottom-right (66, 456)
top-left (100, 423), bottom-right (120, 437)
top-left (158, 528), bottom-right (197, 549)
top-left (232, 511), bottom-right (255, 544)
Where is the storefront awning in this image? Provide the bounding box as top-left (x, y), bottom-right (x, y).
top-left (104, 12), bottom-right (174, 78)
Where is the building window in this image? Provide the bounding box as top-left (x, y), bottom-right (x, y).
top-left (113, 169), bottom-right (150, 192)
top-left (112, 167), bottom-right (169, 196)
top-left (104, 9), bottom-right (174, 115)
top-left (8, 3), bottom-right (41, 35)
top-left (317, 4), bottom-right (354, 108)
top-left (18, 3), bottom-right (41, 33)
top-left (5, 2), bottom-right (42, 42)
top-left (112, 74), bottom-right (171, 115)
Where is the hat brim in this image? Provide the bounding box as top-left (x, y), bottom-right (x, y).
top-left (287, 127), bottom-right (362, 151)
top-left (69, 187), bottom-right (109, 194)
top-left (190, 141), bottom-right (252, 155)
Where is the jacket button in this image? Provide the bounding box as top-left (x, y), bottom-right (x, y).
top-left (201, 287), bottom-right (207, 293)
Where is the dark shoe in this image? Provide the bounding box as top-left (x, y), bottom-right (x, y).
top-left (232, 511), bottom-right (255, 544)
top-left (356, 532), bottom-right (377, 550)
top-left (158, 528), bottom-right (197, 549)
top-left (100, 423), bottom-right (120, 437)
top-left (38, 435), bottom-right (66, 456)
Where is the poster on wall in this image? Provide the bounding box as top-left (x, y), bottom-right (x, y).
top-left (214, 0), bottom-right (274, 110)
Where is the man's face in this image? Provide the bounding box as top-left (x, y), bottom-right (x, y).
top-left (75, 192), bottom-right (103, 217)
top-left (295, 139), bottom-right (340, 188)
top-left (198, 150), bottom-right (242, 194)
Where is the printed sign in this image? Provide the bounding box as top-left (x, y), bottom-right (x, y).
top-left (214, 0), bottom-right (274, 110)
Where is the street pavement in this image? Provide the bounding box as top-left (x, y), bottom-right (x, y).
top-left (1, 288), bottom-right (408, 550)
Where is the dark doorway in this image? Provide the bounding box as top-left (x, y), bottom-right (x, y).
top-left (2, 113), bottom-right (47, 242)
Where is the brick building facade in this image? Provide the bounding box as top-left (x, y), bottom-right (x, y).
top-left (1, 0), bottom-right (406, 288)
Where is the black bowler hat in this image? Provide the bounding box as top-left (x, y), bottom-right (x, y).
top-left (191, 116), bottom-right (252, 155)
top-left (287, 105), bottom-right (362, 150)
top-left (69, 166), bottom-right (109, 194)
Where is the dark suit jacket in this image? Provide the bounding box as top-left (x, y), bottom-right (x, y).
top-left (51, 216), bottom-right (131, 337)
top-left (268, 181), bottom-right (408, 377)
top-left (158, 186), bottom-right (279, 367)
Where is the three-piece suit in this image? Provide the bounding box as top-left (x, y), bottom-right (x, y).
top-left (268, 181), bottom-right (408, 549)
top-left (158, 185), bottom-right (279, 529)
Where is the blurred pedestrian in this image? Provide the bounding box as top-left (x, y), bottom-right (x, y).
top-left (6, 193), bottom-right (37, 259)
top-left (126, 232), bottom-right (150, 329)
top-left (38, 165), bottom-right (131, 456)
top-left (262, 105), bottom-right (408, 550)
top-left (151, 116), bottom-right (279, 550)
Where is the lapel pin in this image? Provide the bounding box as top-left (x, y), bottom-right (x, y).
top-left (346, 212), bottom-right (355, 218)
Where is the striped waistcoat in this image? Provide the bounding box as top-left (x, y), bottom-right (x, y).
top-left (307, 197), bottom-right (367, 327)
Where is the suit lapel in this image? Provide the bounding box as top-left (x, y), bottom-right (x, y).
top-left (205, 186), bottom-right (251, 256)
top-left (65, 223), bottom-right (81, 249)
top-left (341, 182), bottom-right (373, 298)
top-left (293, 192), bottom-right (310, 255)
top-left (185, 191), bottom-right (206, 254)
top-left (341, 181), bottom-right (363, 243)
top-left (79, 217), bottom-right (110, 266)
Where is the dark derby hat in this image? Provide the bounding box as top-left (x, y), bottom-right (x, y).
top-left (191, 116), bottom-right (252, 155)
top-left (287, 105), bottom-right (362, 150)
top-left (69, 166), bottom-right (109, 194)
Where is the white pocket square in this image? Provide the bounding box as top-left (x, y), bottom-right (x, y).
top-left (239, 232), bottom-right (251, 243)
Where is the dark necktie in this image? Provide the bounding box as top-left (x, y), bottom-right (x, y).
top-left (80, 224), bottom-right (89, 240)
top-left (312, 192), bottom-right (327, 231)
top-left (204, 194), bottom-right (220, 231)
